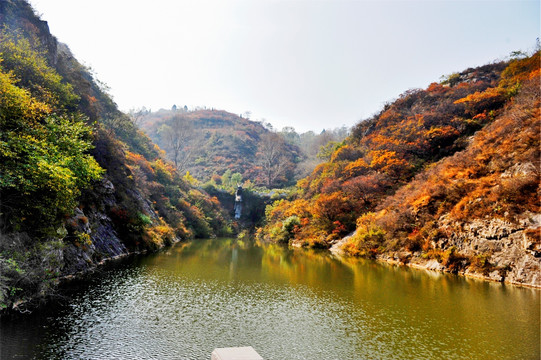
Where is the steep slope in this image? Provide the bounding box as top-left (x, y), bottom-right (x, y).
top-left (259, 53), bottom-right (540, 286)
top-left (0, 0), bottom-right (230, 312)
top-left (357, 60), bottom-right (540, 286)
top-left (140, 109), bottom-right (302, 187)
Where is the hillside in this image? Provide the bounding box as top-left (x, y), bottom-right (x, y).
top-left (258, 52), bottom-right (540, 286)
top-left (139, 109), bottom-right (302, 187)
top-left (0, 0), bottom-right (231, 312)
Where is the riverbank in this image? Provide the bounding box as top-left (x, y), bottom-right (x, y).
top-left (377, 254), bottom-right (541, 289)
top-left (0, 224), bottom-right (182, 317)
top-left (329, 232), bottom-right (541, 289)
top-left (5, 251), bottom-right (141, 316)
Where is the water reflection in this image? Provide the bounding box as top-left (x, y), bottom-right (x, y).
top-left (1, 238), bottom-right (539, 360)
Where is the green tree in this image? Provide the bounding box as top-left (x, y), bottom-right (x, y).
top-left (220, 169), bottom-right (232, 189)
top-left (231, 172), bottom-right (243, 187)
top-left (317, 141), bottom-right (340, 161)
top-left (0, 36), bottom-right (103, 236)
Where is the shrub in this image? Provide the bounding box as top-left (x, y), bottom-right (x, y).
top-left (342, 213), bottom-right (386, 258)
top-left (469, 254), bottom-right (494, 276)
top-left (441, 247), bottom-right (467, 273)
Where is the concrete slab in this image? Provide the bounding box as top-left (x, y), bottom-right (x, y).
top-left (211, 346), bottom-right (264, 360)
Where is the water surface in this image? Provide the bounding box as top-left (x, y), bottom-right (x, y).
top-left (1, 238), bottom-right (539, 359)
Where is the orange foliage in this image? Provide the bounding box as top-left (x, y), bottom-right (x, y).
top-left (126, 151), bottom-right (155, 177)
top-left (376, 65), bottom-right (540, 253)
top-left (344, 157), bottom-right (369, 177)
top-left (499, 51), bottom-right (540, 88)
top-left (260, 52), bottom-right (539, 254)
top-left (369, 150), bottom-right (412, 178)
top-left (454, 87), bottom-right (506, 116)
top-left (454, 87), bottom-right (504, 105)
top-left (427, 82), bottom-right (447, 94)
top-left (312, 192), bottom-right (356, 238)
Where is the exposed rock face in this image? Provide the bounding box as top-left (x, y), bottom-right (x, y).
top-left (390, 162), bottom-right (540, 287)
top-left (60, 179), bottom-right (129, 276)
top-left (329, 232), bottom-right (354, 255)
top-left (441, 213), bottom-right (540, 287)
top-left (500, 162), bottom-right (537, 179)
top-left (335, 212), bottom-right (540, 288)
top-left (0, 0), bottom-right (59, 64)
top-left (61, 208), bottom-right (129, 276)
top-left (432, 162), bottom-right (540, 287)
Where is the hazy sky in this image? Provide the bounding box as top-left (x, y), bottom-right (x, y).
top-left (29, 0), bottom-right (539, 132)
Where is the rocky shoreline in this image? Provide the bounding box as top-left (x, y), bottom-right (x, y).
top-left (3, 239), bottom-right (181, 316)
top-left (330, 213), bottom-right (541, 289)
top-left (377, 254), bottom-right (541, 289)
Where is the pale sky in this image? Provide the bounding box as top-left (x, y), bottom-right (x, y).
top-left (30, 0), bottom-right (539, 132)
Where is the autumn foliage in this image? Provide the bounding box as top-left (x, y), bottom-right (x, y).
top-left (259, 52), bottom-right (540, 268)
top-left (140, 109), bottom-right (300, 187)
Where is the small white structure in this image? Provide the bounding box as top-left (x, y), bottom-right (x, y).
top-left (234, 185), bottom-right (243, 219)
top-left (211, 346), bottom-right (263, 360)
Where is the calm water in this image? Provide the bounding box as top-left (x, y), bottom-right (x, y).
top-left (1, 238), bottom-right (539, 359)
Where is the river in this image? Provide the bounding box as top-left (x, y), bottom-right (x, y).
top-left (1, 238), bottom-right (539, 359)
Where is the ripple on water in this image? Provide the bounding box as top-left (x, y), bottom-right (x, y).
top-left (35, 268), bottom-right (372, 359)
top-left (11, 241), bottom-right (540, 360)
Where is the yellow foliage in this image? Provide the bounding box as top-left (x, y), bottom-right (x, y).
top-left (145, 220), bottom-right (176, 248)
top-left (411, 194), bottom-right (431, 213)
top-left (454, 87), bottom-right (504, 105)
top-left (0, 68), bottom-right (51, 124)
top-left (344, 157), bottom-right (369, 177)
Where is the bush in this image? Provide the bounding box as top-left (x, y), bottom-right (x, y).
top-left (342, 213), bottom-right (386, 258)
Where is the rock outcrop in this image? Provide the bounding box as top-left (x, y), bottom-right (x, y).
top-left (441, 213), bottom-right (540, 286)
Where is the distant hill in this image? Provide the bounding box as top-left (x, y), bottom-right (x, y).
top-left (259, 52), bottom-right (540, 286)
top-left (139, 109), bottom-right (302, 187)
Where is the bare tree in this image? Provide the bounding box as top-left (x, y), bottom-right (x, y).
top-left (158, 114), bottom-right (198, 172)
top-left (257, 132), bottom-right (289, 188)
top-left (128, 107), bottom-right (148, 128)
